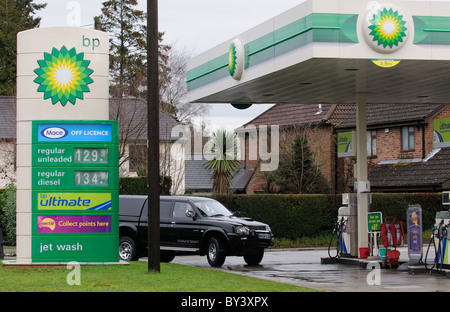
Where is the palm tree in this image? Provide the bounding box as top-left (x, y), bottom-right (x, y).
top-left (204, 130), bottom-right (240, 194)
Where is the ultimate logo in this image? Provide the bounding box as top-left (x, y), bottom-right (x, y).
top-left (33, 46), bottom-right (94, 106)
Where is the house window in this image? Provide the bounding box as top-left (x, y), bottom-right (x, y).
top-left (401, 126), bottom-right (415, 150)
top-left (367, 130), bottom-right (377, 156)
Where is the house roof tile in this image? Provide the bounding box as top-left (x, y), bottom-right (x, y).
top-left (185, 156), bottom-right (254, 192)
top-left (240, 103), bottom-right (336, 128)
top-left (369, 147), bottom-right (450, 190)
top-left (109, 98), bottom-right (180, 142)
top-left (331, 103), bottom-right (445, 129)
top-left (241, 103), bottom-right (447, 130)
top-left (0, 97), bottom-right (16, 140)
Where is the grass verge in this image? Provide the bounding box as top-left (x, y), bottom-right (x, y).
top-left (0, 261), bottom-right (318, 292)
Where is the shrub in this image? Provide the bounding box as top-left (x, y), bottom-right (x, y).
top-left (214, 193), bottom-right (443, 239)
top-left (0, 183), bottom-right (16, 246)
top-left (215, 194), bottom-right (340, 239)
top-left (370, 193), bottom-right (442, 230)
top-left (119, 176), bottom-right (172, 195)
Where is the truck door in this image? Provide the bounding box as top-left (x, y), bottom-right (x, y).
top-left (137, 199), bottom-right (148, 245)
top-left (159, 200), bottom-right (173, 246)
top-left (138, 199), bottom-right (172, 246)
top-left (167, 201), bottom-right (202, 250)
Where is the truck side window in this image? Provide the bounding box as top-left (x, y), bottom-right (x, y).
top-left (142, 200), bottom-right (172, 219)
top-left (160, 200), bottom-right (172, 219)
top-left (173, 202), bottom-right (193, 218)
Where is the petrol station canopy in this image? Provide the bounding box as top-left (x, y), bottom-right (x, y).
top-left (186, 0), bottom-right (450, 105)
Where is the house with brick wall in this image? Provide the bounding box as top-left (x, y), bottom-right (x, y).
top-left (238, 103), bottom-right (450, 194)
top-left (236, 104), bottom-right (338, 193)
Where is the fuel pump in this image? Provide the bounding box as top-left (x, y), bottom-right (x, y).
top-left (328, 213), bottom-right (345, 259)
top-left (424, 192), bottom-right (450, 271)
top-left (328, 193), bottom-right (358, 258)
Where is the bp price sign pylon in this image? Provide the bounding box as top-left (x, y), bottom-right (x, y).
top-left (15, 27), bottom-right (119, 264)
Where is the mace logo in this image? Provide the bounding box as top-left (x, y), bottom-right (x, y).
top-left (33, 46), bottom-right (94, 106)
top-left (41, 127), bottom-right (68, 140)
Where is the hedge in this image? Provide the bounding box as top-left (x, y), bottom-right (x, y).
top-left (0, 184), bottom-right (16, 245)
top-left (119, 176), bottom-right (172, 195)
top-left (213, 193), bottom-right (443, 239)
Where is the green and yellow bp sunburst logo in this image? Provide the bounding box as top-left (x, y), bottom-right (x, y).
top-left (368, 7), bottom-right (407, 49)
top-left (228, 38), bottom-right (244, 80)
top-left (33, 46), bottom-right (94, 106)
top-left (363, 4), bottom-right (409, 54)
top-left (228, 42), bottom-right (238, 77)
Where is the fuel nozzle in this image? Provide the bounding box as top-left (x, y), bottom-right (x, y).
top-left (442, 223), bottom-right (449, 237)
top-left (437, 219), bottom-right (444, 233)
top-left (332, 221), bottom-right (339, 234)
top-left (436, 219), bottom-right (448, 239)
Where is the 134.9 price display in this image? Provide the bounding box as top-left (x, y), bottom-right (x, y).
top-left (74, 171), bottom-right (109, 186)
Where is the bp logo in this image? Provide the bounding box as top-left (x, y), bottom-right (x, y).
top-left (33, 46), bottom-right (94, 106)
top-left (363, 4), bottom-right (409, 53)
top-left (228, 38), bottom-right (245, 80)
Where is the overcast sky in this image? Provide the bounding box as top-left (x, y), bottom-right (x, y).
top-left (35, 0), bottom-right (448, 130)
top-left (33, 0), bottom-right (303, 130)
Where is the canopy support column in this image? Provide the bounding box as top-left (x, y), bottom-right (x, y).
top-left (356, 92), bottom-right (369, 254)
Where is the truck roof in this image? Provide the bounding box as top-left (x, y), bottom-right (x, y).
top-left (119, 195), bottom-right (214, 201)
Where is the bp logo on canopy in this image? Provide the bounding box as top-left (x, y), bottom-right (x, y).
top-left (363, 3), bottom-right (410, 53)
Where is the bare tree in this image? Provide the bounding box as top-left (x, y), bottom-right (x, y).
top-left (160, 46), bottom-right (210, 124)
top-left (0, 139), bottom-right (16, 188)
top-left (110, 98), bottom-right (147, 174)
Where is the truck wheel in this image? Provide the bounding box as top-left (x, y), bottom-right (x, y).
top-left (119, 236), bottom-right (138, 261)
top-left (206, 237), bottom-right (226, 267)
top-left (244, 248), bottom-right (264, 266)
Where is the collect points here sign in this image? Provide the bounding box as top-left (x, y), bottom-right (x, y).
top-left (31, 120), bottom-right (119, 263)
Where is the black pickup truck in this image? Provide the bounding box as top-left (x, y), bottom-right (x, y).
top-left (118, 195), bottom-right (274, 267)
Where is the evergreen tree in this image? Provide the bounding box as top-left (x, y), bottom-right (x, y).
top-left (95, 0), bottom-right (170, 100)
top-left (0, 0), bottom-right (47, 96)
top-left (266, 134), bottom-right (330, 194)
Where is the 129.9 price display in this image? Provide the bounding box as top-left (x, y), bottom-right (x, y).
top-left (74, 148), bottom-right (108, 164)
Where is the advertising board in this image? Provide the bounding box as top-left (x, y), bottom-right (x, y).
top-left (31, 120), bottom-right (119, 263)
